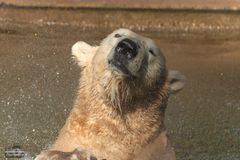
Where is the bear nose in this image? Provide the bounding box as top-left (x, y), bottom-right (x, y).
top-left (115, 38), bottom-right (138, 60)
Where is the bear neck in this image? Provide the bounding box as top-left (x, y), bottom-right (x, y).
top-left (75, 69), bottom-right (169, 116)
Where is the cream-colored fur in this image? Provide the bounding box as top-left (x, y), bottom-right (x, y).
top-left (36, 29), bottom-right (185, 160)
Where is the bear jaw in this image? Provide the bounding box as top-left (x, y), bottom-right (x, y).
top-left (102, 75), bottom-right (134, 113)
top-left (95, 69), bottom-right (166, 114)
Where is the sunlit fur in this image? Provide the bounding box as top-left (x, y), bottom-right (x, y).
top-left (50, 29), bottom-right (176, 160)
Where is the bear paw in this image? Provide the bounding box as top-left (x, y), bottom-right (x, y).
top-left (35, 148), bottom-right (97, 160)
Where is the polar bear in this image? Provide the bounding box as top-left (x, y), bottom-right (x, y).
top-left (35, 28), bottom-right (185, 160)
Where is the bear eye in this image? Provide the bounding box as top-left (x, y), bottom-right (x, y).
top-left (114, 34), bottom-right (122, 38)
top-left (149, 49), bottom-right (156, 56)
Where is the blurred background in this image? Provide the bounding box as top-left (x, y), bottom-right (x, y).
top-left (0, 0), bottom-right (240, 159)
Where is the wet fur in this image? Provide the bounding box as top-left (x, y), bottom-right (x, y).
top-left (51, 61), bottom-right (173, 160)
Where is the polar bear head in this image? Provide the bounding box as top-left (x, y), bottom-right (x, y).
top-left (72, 28), bottom-right (185, 111)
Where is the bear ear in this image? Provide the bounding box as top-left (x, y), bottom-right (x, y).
top-left (72, 41), bottom-right (98, 68)
top-left (167, 70), bottom-right (186, 94)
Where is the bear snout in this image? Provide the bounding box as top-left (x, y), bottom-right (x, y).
top-left (107, 38), bottom-right (141, 77)
top-left (115, 38), bottom-right (138, 60)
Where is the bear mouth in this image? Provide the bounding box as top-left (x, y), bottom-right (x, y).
top-left (108, 59), bottom-right (135, 78)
